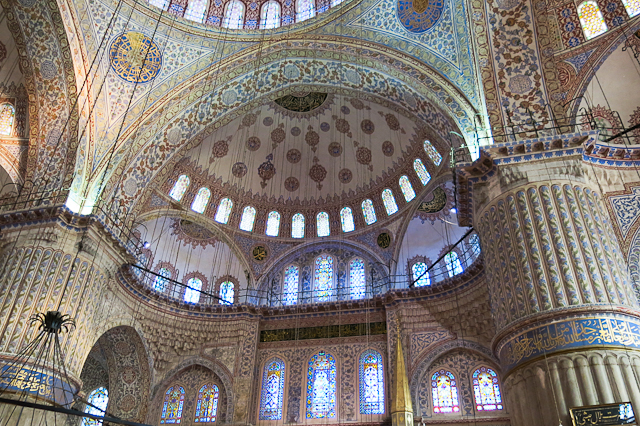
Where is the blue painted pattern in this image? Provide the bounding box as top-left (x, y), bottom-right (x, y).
top-left (306, 351), bottom-right (337, 419)
top-left (397, 0), bottom-right (445, 33)
top-left (109, 32), bottom-right (162, 83)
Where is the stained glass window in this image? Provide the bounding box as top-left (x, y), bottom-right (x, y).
top-left (340, 207), bottom-right (355, 232)
top-left (154, 267), bottom-right (171, 292)
top-left (622, 0), bottom-right (640, 17)
top-left (469, 234), bottom-right (481, 259)
top-left (382, 189), bottom-right (398, 215)
top-left (314, 255), bottom-right (334, 302)
top-left (194, 384), bottom-right (219, 422)
top-left (82, 387), bottom-right (108, 426)
top-left (317, 212), bottom-right (330, 237)
top-left (297, 0), bottom-right (315, 21)
top-left (362, 199), bottom-right (377, 225)
top-left (149, 0), bottom-right (170, 9)
top-left (215, 198), bottom-right (233, 223)
top-left (444, 252), bottom-right (463, 277)
top-left (184, 277), bottom-right (202, 304)
top-left (219, 281), bottom-right (234, 304)
top-left (160, 386), bottom-right (185, 424)
top-left (431, 370), bottom-right (459, 414)
top-left (260, 358), bottom-right (286, 420)
top-left (0, 104), bottom-right (15, 136)
top-left (399, 176), bottom-right (416, 202)
top-left (472, 368), bottom-right (503, 411)
top-left (184, 0), bottom-right (207, 21)
top-left (306, 351), bottom-right (337, 419)
top-left (349, 258), bottom-right (366, 299)
top-left (412, 262), bottom-right (431, 287)
top-left (423, 140), bottom-right (443, 166)
top-left (192, 187), bottom-right (211, 214)
top-left (414, 159), bottom-right (431, 186)
top-left (222, 0), bottom-right (245, 28)
top-left (240, 206), bottom-right (256, 232)
top-left (292, 213), bottom-right (305, 238)
top-left (266, 211), bottom-right (281, 236)
top-left (578, 1), bottom-right (608, 39)
top-left (169, 175), bottom-right (190, 201)
top-left (331, 0), bottom-right (344, 6)
top-left (359, 350), bottom-right (384, 414)
top-left (260, 1), bottom-right (281, 28)
top-left (283, 265), bottom-right (299, 305)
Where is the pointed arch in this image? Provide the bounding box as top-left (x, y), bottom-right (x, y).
top-left (194, 384), bottom-right (220, 422)
top-left (192, 187), bottom-right (211, 214)
top-left (222, 0), bottom-right (245, 28)
top-left (472, 367), bottom-right (503, 411)
top-left (423, 140), bottom-right (442, 166)
top-left (444, 251), bottom-right (463, 277)
top-left (411, 261), bottom-right (431, 287)
top-left (431, 370), bottom-right (459, 413)
top-left (359, 349), bottom-right (384, 414)
top-left (259, 357), bottom-right (286, 419)
top-left (160, 386), bottom-right (186, 423)
top-left (306, 351), bottom-right (337, 419)
top-left (169, 175), bottom-right (190, 201)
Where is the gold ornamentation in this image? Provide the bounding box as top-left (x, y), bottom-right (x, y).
top-left (252, 245), bottom-right (268, 262)
top-left (259, 322), bottom-right (386, 342)
top-left (417, 187), bottom-right (447, 213)
top-left (274, 92), bottom-right (328, 112)
top-left (377, 232), bottom-right (391, 249)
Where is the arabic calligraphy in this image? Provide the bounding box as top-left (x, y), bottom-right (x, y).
top-left (0, 365), bottom-right (54, 397)
top-left (260, 322), bottom-right (387, 342)
top-left (570, 403), bottom-right (635, 426)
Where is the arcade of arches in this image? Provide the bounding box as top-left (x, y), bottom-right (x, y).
top-left (0, 0), bottom-right (639, 424)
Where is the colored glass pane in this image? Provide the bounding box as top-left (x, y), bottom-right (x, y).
top-left (297, 0), bottom-right (315, 21)
top-left (154, 268), bottom-right (171, 292)
top-left (444, 252), bottom-right (463, 277)
top-left (192, 187), bottom-right (211, 214)
top-left (194, 384), bottom-right (219, 422)
top-left (82, 387), bottom-right (109, 426)
top-left (306, 351), bottom-right (337, 419)
top-left (423, 140), bottom-right (443, 166)
top-left (472, 368), bottom-right (503, 411)
top-left (169, 175), bottom-right (190, 201)
top-left (219, 281), bottom-right (234, 304)
top-left (292, 213), bottom-right (305, 238)
top-left (431, 371), bottom-right (459, 413)
top-left (317, 212), bottom-right (330, 237)
top-left (362, 199), bottom-right (377, 225)
top-left (0, 104), bottom-right (15, 136)
top-left (622, 0), bottom-right (640, 16)
top-left (260, 358), bottom-right (286, 419)
top-left (382, 189), bottom-right (398, 215)
top-left (340, 207), bottom-right (355, 232)
top-left (283, 265), bottom-right (299, 305)
top-left (149, 0), bottom-right (170, 9)
top-left (260, 1), bottom-right (281, 28)
top-left (413, 159), bottom-right (431, 185)
top-left (214, 197), bottom-right (233, 223)
top-left (359, 350), bottom-right (384, 414)
top-left (331, 0), bottom-right (344, 6)
top-left (578, 1), bottom-right (608, 39)
top-left (412, 262), bottom-right (431, 287)
top-left (266, 211), bottom-right (281, 236)
top-left (349, 258), bottom-right (366, 299)
top-left (184, 277), bottom-right (202, 304)
top-left (240, 206), bottom-right (256, 232)
top-left (223, 0), bottom-right (245, 28)
top-left (160, 386), bottom-right (185, 424)
top-left (314, 255), bottom-right (334, 302)
top-left (469, 234), bottom-right (481, 259)
top-left (184, 0), bottom-right (207, 21)
top-left (399, 175), bottom-right (415, 202)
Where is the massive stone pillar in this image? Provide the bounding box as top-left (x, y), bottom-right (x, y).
top-left (457, 132), bottom-right (640, 426)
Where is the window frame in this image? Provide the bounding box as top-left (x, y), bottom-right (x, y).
top-left (216, 276), bottom-right (238, 305)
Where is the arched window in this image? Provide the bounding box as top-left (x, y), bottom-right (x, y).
top-left (240, 206), bottom-right (256, 232)
top-left (306, 351), bottom-right (337, 419)
top-left (423, 140), bottom-right (443, 166)
top-left (359, 350), bottom-right (384, 414)
top-left (169, 175), bottom-right (190, 201)
top-left (382, 189), bottom-right (398, 215)
top-left (184, 0), bottom-right (207, 21)
top-left (160, 386), bottom-right (185, 423)
top-left (266, 211), bottom-right (281, 236)
top-left (412, 262), bottom-right (431, 287)
top-left (0, 104), bottom-right (15, 136)
top-left (219, 281), bottom-right (235, 304)
top-left (414, 159), bottom-right (432, 186)
top-left (184, 277), bottom-right (202, 304)
top-left (578, 0), bottom-right (608, 39)
top-left (362, 199), bottom-right (377, 225)
top-left (154, 268), bottom-right (171, 292)
top-left (81, 387), bottom-right (108, 426)
top-left (314, 255), bottom-right (334, 302)
top-left (149, 0), bottom-right (170, 9)
top-left (472, 367), bottom-right (503, 411)
top-left (192, 187), bottom-right (211, 214)
top-left (399, 176), bottom-right (415, 202)
top-left (260, 1), bottom-right (281, 28)
top-left (283, 265), bottom-right (299, 305)
top-left (622, 0), bottom-right (640, 17)
top-left (349, 258), bottom-right (366, 299)
top-left (444, 252), bottom-right (463, 277)
top-left (340, 207), bottom-right (355, 232)
top-left (260, 358), bottom-right (286, 419)
top-left (215, 198), bottom-right (233, 223)
top-left (469, 234), bottom-right (481, 259)
top-left (194, 384), bottom-right (219, 422)
top-left (431, 370), bottom-right (459, 413)
top-left (317, 212), bottom-right (330, 237)
top-left (330, 0), bottom-right (344, 6)
top-left (296, 0), bottom-right (315, 21)
top-left (222, 0), bottom-right (245, 28)
top-left (292, 213), bottom-right (305, 238)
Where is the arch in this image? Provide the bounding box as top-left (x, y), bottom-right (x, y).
top-left (259, 357), bottom-right (286, 419)
top-left (340, 207), bottom-right (355, 232)
top-left (194, 383), bottom-right (220, 422)
top-left (154, 266), bottom-right (172, 292)
top-left (359, 349), bottom-right (384, 414)
top-left (471, 367), bottom-right (503, 411)
top-left (82, 387), bottom-right (109, 426)
top-left (399, 175), bottom-right (415, 202)
top-left (260, 1), bottom-right (281, 28)
top-left (423, 140), bottom-right (442, 166)
top-left (292, 213), bottom-right (305, 238)
top-left (382, 189), bottom-right (398, 215)
top-left (431, 370), bottom-right (459, 413)
top-left (219, 279), bottom-right (235, 304)
top-left (362, 199), bottom-right (377, 224)
top-left (411, 261), bottom-right (431, 287)
top-left (314, 254), bottom-right (334, 302)
top-left (578, 0), bottom-right (608, 40)
top-left (169, 175), bottom-right (190, 201)
top-left (349, 257), bottom-right (366, 299)
top-left (222, 0), bottom-right (245, 29)
top-left (160, 385), bottom-right (186, 423)
top-left (444, 251), bottom-right (463, 277)
top-left (306, 351), bottom-right (337, 419)
top-left (184, 276), bottom-right (203, 303)
top-left (214, 197), bottom-right (233, 223)
top-left (0, 103), bottom-right (15, 136)
top-left (413, 159), bottom-right (431, 186)
top-left (240, 206), bottom-right (257, 232)
top-left (296, 0), bottom-right (316, 21)
top-left (283, 264), bottom-right (299, 305)
top-left (192, 187), bottom-right (212, 214)
top-left (266, 211), bottom-right (281, 236)
top-left (317, 212), bottom-right (330, 237)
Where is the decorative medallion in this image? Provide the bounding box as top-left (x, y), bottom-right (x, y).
top-left (350, 98), bottom-right (365, 110)
top-left (397, 0), bottom-right (445, 33)
top-left (114, 340), bottom-right (132, 355)
top-left (232, 162), bottom-right (248, 178)
top-left (171, 219), bottom-right (219, 249)
top-left (328, 142), bottom-right (342, 157)
top-left (247, 136), bottom-right (261, 151)
top-left (121, 367), bottom-right (137, 384)
top-left (414, 186), bottom-right (455, 224)
top-left (263, 116), bottom-right (273, 126)
top-left (271, 124), bottom-right (286, 148)
top-left (291, 126), bottom-right (301, 136)
top-left (417, 187), bottom-right (447, 213)
top-left (109, 32), bottom-right (162, 83)
top-left (274, 92), bottom-right (328, 112)
top-left (285, 177), bottom-right (300, 192)
top-left (252, 245), bottom-right (268, 262)
top-left (361, 119), bottom-right (375, 134)
top-left (287, 149), bottom-right (301, 164)
top-left (382, 141), bottom-right (395, 156)
top-left (309, 157), bottom-right (327, 190)
top-left (258, 154), bottom-right (276, 188)
top-left (334, 117), bottom-right (351, 137)
top-left (210, 139), bottom-right (229, 162)
top-left (341, 105), bottom-right (351, 115)
top-left (240, 113), bottom-right (257, 128)
top-left (377, 232), bottom-right (392, 249)
top-left (320, 122), bottom-right (330, 132)
top-left (338, 168), bottom-right (352, 184)
top-left (306, 127), bottom-right (320, 152)
top-left (0, 42), bottom-right (6, 63)
top-left (384, 113), bottom-right (400, 130)
top-left (119, 394), bottom-right (137, 413)
top-left (356, 146), bottom-right (373, 171)
top-left (40, 60), bottom-right (58, 80)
